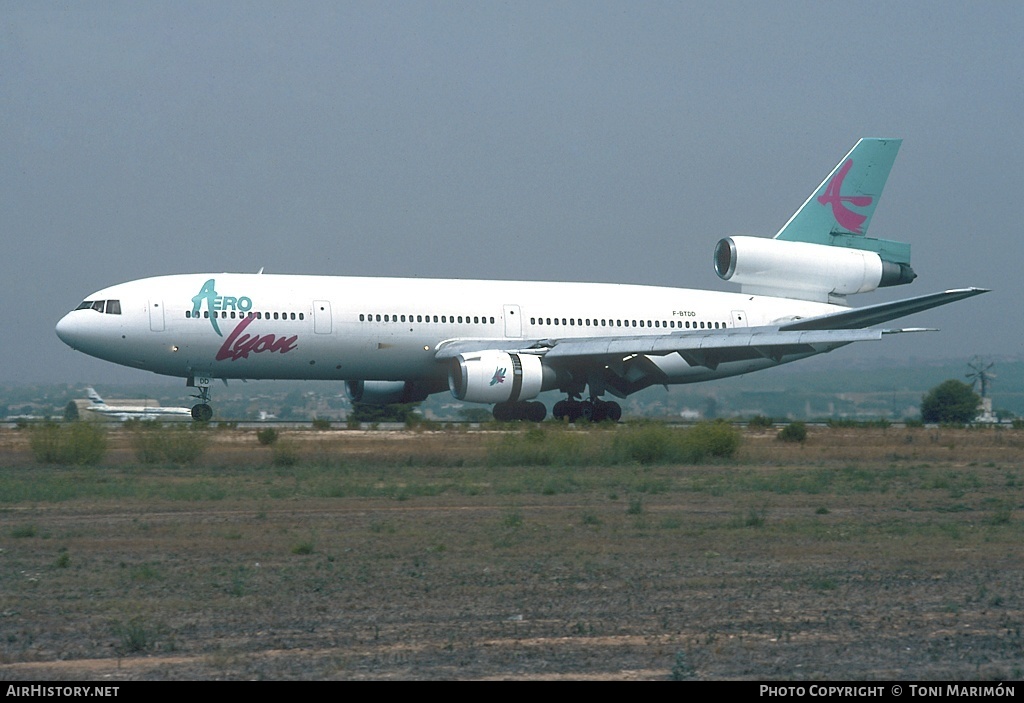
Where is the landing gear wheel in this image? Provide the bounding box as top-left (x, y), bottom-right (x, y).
top-left (553, 400), bottom-right (569, 421)
top-left (526, 401), bottom-right (547, 422)
top-left (191, 403), bottom-right (213, 422)
top-left (606, 401), bottom-right (622, 422)
top-left (493, 401), bottom-right (548, 422)
top-left (576, 400), bottom-right (594, 423)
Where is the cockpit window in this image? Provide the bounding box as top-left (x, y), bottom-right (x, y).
top-left (75, 299), bottom-right (122, 314)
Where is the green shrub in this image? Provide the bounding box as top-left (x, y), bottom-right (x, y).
top-left (747, 415), bottom-right (774, 429)
top-left (272, 440), bottom-right (301, 466)
top-left (485, 421), bottom-right (740, 467)
top-left (29, 421), bottom-right (107, 465)
top-left (685, 420), bottom-right (742, 460)
top-left (613, 421), bottom-right (740, 464)
top-left (129, 424), bottom-right (208, 465)
top-left (311, 417), bottom-right (331, 430)
top-left (612, 422), bottom-right (672, 464)
top-left (256, 428), bottom-right (279, 445)
top-left (777, 421), bottom-right (807, 443)
top-left (487, 428), bottom-right (588, 466)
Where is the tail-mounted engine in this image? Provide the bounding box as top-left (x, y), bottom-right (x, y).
top-left (714, 236), bottom-right (915, 302)
top-left (448, 351), bottom-right (555, 403)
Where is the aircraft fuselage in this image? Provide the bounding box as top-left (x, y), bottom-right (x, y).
top-left (56, 273), bottom-right (842, 388)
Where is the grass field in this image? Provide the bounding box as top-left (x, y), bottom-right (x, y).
top-left (1, 423), bottom-right (1022, 680)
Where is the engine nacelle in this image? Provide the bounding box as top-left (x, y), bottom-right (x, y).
top-left (714, 236), bottom-right (914, 301)
top-left (345, 380), bottom-right (427, 405)
top-left (448, 351), bottom-right (553, 404)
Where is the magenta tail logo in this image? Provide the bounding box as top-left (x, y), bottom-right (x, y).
top-left (817, 159), bottom-right (873, 234)
top-left (490, 367), bottom-right (506, 386)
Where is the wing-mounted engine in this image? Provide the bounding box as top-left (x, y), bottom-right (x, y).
top-left (448, 351), bottom-right (556, 403)
top-left (345, 380), bottom-right (430, 405)
top-left (714, 236), bottom-right (915, 303)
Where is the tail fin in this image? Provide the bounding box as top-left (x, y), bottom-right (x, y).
top-left (86, 387), bottom-right (105, 406)
top-left (775, 138), bottom-right (912, 271)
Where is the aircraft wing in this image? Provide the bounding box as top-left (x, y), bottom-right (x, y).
top-left (434, 288), bottom-right (988, 374)
top-left (777, 288), bottom-right (988, 331)
top-left (437, 326), bottom-right (919, 365)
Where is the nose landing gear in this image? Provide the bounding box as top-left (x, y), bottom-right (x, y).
top-left (189, 377), bottom-right (214, 422)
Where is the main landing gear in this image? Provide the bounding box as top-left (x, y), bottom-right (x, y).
top-left (189, 378), bottom-right (214, 422)
top-left (552, 398), bottom-right (622, 423)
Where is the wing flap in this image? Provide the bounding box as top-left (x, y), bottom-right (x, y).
top-left (542, 327), bottom-right (892, 360)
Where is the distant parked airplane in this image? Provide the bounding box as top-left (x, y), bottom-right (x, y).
top-left (84, 387), bottom-right (192, 421)
top-left (56, 139), bottom-right (986, 422)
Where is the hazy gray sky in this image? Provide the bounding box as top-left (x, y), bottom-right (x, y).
top-left (3, 1), bottom-right (1021, 385)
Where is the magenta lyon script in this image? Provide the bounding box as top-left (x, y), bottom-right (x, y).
top-left (216, 315), bottom-right (298, 361)
top-left (817, 159), bottom-right (873, 234)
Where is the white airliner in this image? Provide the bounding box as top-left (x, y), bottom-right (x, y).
top-left (84, 387), bottom-right (193, 421)
top-left (56, 139), bottom-right (986, 422)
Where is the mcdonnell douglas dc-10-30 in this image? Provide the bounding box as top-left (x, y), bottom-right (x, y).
top-left (56, 139), bottom-right (986, 422)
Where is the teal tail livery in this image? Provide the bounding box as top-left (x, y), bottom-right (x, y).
top-left (56, 139), bottom-right (987, 423)
top-left (715, 138), bottom-right (917, 303)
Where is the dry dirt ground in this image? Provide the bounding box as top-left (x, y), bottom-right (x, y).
top-left (0, 426), bottom-right (1022, 680)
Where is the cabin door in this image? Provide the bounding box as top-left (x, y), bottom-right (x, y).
top-left (503, 304), bottom-right (522, 338)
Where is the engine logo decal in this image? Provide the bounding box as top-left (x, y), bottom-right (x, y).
top-left (490, 367), bottom-right (507, 386)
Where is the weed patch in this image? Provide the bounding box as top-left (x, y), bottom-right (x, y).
top-left (29, 422), bottom-right (107, 465)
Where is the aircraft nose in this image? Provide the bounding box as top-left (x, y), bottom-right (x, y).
top-left (55, 312), bottom-right (84, 349)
